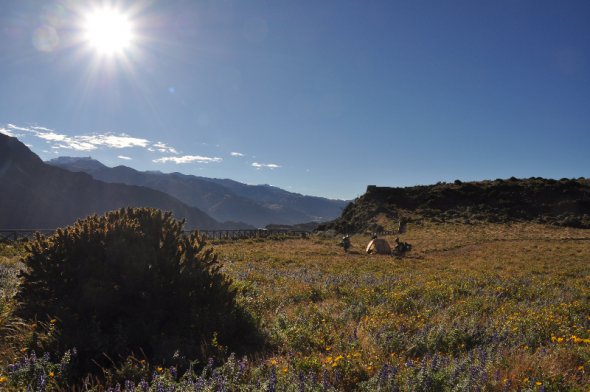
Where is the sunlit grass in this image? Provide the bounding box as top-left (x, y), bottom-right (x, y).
top-left (1, 222), bottom-right (589, 390)
top-left (213, 222), bottom-right (590, 390)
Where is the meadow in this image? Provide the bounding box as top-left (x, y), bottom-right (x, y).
top-left (1, 222), bottom-right (589, 391)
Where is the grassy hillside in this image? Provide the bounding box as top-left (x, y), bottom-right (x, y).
top-left (1, 222), bottom-right (589, 390)
top-left (320, 178), bottom-right (590, 234)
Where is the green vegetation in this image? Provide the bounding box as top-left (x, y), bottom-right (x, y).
top-left (3, 208), bottom-right (260, 386)
top-left (1, 220), bottom-right (589, 390)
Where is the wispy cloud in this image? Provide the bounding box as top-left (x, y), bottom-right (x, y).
top-left (5, 124), bottom-right (173, 153)
top-left (153, 155), bottom-right (223, 164)
top-left (5, 123), bottom-right (226, 167)
top-left (151, 141), bottom-right (178, 154)
top-left (230, 151), bottom-right (245, 157)
top-left (78, 134), bottom-right (150, 149)
top-left (0, 127), bottom-right (17, 137)
top-left (252, 162), bottom-right (281, 170)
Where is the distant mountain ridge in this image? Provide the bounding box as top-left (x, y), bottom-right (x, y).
top-left (0, 134), bottom-right (249, 230)
top-left (48, 157), bottom-right (348, 227)
top-left (319, 179), bottom-right (590, 233)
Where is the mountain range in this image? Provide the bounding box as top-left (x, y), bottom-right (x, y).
top-left (48, 157), bottom-right (348, 228)
top-left (0, 134), bottom-right (347, 230)
top-left (0, 134), bottom-right (246, 230)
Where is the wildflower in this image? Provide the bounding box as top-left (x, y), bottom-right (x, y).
top-left (270, 359), bottom-right (277, 366)
top-left (50, 319), bottom-right (57, 324)
top-left (535, 381), bottom-right (542, 386)
top-left (282, 367), bottom-right (288, 373)
top-left (0, 376), bottom-right (7, 383)
top-left (20, 347), bottom-right (28, 353)
top-left (48, 371), bottom-right (55, 378)
top-left (156, 366), bottom-right (163, 373)
top-left (325, 346), bottom-right (331, 351)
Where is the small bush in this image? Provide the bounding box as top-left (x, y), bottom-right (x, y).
top-left (16, 208), bottom-right (261, 377)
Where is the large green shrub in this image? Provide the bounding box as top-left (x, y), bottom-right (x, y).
top-left (16, 208), bottom-right (260, 375)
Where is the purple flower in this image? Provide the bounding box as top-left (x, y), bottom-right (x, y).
top-left (124, 380), bottom-right (135, 391)
top-left (37, 373), bottom-right (47, 392)
top-left (139, 379), bottom-right (149, 392)
top-left (268, 366), bottom-right (277, 392)
top-left (322, 369), bottom-right (329, 391)
top-left (298, 371), bottom-right (306, 392)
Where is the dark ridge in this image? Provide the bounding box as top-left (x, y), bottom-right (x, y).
top-left (318, 178), bottom-right (590, 233)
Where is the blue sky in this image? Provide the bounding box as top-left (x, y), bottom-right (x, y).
top-left (1, 0), bottom-right (589, 200)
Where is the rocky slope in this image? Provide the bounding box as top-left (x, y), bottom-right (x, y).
top-left (319, 179), bottom-right (590, 233)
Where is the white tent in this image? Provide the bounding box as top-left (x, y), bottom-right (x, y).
top-left (366, 238), bottom-right (391, 254)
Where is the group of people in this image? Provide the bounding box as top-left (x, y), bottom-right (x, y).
top-left (339, 232), bottom-right (412, 257)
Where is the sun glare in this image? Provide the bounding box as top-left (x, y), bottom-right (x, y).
top-left (84, 9), bottom-right (134, 55)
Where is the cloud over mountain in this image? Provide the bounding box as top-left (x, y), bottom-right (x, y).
top-left (153, 155), bottom-right (223, 164)
top-left (3, 124), bottom-right (185, 158)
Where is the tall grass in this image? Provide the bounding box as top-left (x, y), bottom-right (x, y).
top-left (1, 223), bottom-right (589, 390)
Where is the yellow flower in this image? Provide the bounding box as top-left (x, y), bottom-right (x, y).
top-left (331, 362), bottom-right (338, 368)
top-left (325, 356), bottom-right (333, 364)
top-left (20, 347), bottom-right (28, 353)
top-left (282, 367), bottom-right (288, 373)
top-left (156, 366), bottom-right (163, 373)
top-left (48, 371), bottom-right (55, 378)
top-left (535, 381), bottom-right (542, 386)
top-left (270, 359), bottom-right (277, 366)
top-left (0, 376), bottom-right (7, 383)
top-left (325, 346), bottom-right (331, 351)
top-left (50, 319), bottom-right (57, 324)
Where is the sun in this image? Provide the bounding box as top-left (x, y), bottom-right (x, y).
top-left (83, 8), bottom-right (134, 55)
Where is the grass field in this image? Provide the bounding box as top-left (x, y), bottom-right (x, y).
top-left (1, 222), bottom-right (589, 390)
